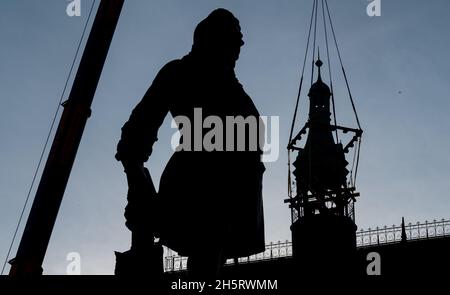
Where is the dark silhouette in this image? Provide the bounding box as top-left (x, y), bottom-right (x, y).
top-left (115, 8), bottom-right (265, 278)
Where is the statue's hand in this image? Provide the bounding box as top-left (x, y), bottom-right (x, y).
top-left (121, 161), bottom-right (157, 233)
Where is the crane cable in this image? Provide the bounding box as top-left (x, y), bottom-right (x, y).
top-left (321, 0), bottom-right (339, 142)
top-left (324, 0), bottom-right (362, 131)
top-left (1, 0), bottom-right (97, 275)
top-left (288, 0), bottom-right (316, 146)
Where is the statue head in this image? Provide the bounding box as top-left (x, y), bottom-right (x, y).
top-left (192, 8), bottom-right (244, 68)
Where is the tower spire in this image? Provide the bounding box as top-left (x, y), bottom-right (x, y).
top-left (285, 0), bottom-right (364, 277)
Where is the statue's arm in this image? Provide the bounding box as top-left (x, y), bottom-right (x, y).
top-left (115, 61), bottom-right (180, 167)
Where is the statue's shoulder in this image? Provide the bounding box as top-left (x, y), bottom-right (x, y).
top-left (159, 58), bottom-right (187, 76)
top-left (152, 58), bottom-right (186, 87)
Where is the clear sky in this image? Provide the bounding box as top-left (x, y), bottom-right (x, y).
top-left (1, 0), bottom-right (449, 274)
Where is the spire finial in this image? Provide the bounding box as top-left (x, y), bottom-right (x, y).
top-left (315, 47), bottom-right (323, 81)
top-left (401, 217), bottom-right (407, 244)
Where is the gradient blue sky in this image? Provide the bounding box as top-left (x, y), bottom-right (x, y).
top-left (1, 0), bottom-right (449, 274)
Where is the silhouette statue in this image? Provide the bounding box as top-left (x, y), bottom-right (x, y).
top-left (116, 8), bottom-right (265, 278)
